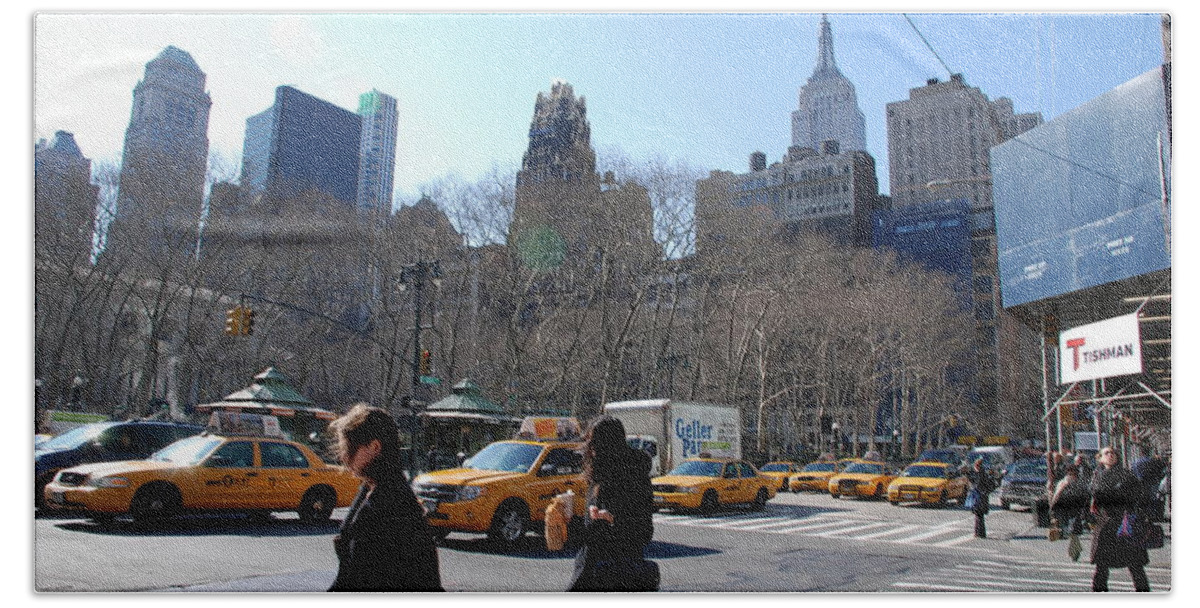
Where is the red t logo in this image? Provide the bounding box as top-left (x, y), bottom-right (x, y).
top-left (1066, 338), bottom-right (1086, 370)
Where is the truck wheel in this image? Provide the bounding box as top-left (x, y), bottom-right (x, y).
top-left (752, 488), bottom-right (769, 511)
top-left (298, 486), bottom-right (336, 522)
top-left (488, 500), bottom-right (529, 545)
top-left (700, 490), bottom-right (719, 515)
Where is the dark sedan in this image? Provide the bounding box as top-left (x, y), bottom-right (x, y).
top-left (998, 458), bottom-right (1049, 510)
top-left (35, 420), bottom-right (204, 508)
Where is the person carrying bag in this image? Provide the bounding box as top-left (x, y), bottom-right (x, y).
top-left (567, 416), bottom-right (658, 592)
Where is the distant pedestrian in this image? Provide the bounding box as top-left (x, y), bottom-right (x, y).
top-left (1089, 446), bottom-right (1150, 592)
top-left (1051, 464), bottom-right (1089, 561)
top-left (568, 415), bottom-right (657, 592)
top-left (967, 457), bottom-right (996, 538)
top-left (328, 404), bottom-right (443, 592)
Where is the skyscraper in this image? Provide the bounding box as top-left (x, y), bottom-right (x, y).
top-left (510, 80), bottom-right (655, 267)
top-left (791, 15), bottom-right (867, 153)
top-left (886, 73), bottom-right (1042, 212)
top-left (35, 131), bottom-right (99, 265)
top-left (356, 89), bottom-right (399, 218)
top-left (109, 46), bottom-right (211, 266)
top-left (240, 85), bottom-right (362, 208)
top-left (885, 73), bottom-right (1043, 428)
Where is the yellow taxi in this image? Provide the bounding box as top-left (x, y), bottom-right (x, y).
top-left (886, 461), bottom-right (969, 507)
top-left (411, 417), bottom-right (588, 546)
top-left (788, 460), bottom-right (844, 492)
top-left (757, 461), bottom-right (802, 492)
top-left (41, 413), bottom-right (361, 523)
top-left (651, 458), bottom-right (777, 513)
top-left (828, 459), bottom-right (896, 500)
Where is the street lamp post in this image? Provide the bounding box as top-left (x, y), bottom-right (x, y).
top-left (892, 428), bottom-right (901, 461)
top-left (831, 422), bottom-right (841, 457)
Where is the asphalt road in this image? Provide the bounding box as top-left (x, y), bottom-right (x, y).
top-left (33, 490), bottom-right (1172, 593)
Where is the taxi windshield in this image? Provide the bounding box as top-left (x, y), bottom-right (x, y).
top-left (802, 463), bottom-right (836, 472)
top-left (904, 465), bottom-right (946, 478)
top-left (38, 423), bottom-right (113, 451)
top-left (150, 435), bottom-right (223, 464)
top-left (668, 460), bottom-right (723, 477)
top-left (464, 442), bottom-right (544, 473)
top-left (844, 462), bottom-right (884, 475)
top-left (760, 463), bottom-right (791, 472)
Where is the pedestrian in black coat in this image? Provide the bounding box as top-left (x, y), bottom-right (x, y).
top-left (1089, 446), bottom-right (1150, 592)
top-left (568, 415), bottom-right (656, 592)
top-left (328, 404), bottom-right (443, 592)
top-left (967, 457), bottom-right (996, 538)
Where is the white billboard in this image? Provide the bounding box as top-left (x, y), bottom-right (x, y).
top-left (1059, 313), bottom-right (1143, 384)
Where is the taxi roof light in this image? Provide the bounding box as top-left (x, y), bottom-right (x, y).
top-left (206, 411), bottom-right (287, 438)
top-left (514, 416), bottom-right (582, 442)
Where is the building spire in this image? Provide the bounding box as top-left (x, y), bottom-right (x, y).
top-left (813, 14), bottom-right (841, 77)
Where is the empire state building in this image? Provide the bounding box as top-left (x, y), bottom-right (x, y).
top-left (791, 15), bottom-right (867, 153)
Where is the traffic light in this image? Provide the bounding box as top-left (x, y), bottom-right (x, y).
top-left (224, 307), bottom-right (242, 336)
top-left (419, 349), bottom-right (432, 376)
top-left (243, 307), bottom-right (255, 336)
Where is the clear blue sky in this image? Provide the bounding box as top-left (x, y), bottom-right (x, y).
top-left (33, 9), bottom-right (1166, 204)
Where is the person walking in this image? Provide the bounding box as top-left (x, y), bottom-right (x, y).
top-left (328, 404), bottom-right (443, 592)
top-left (1089, 446), bottom-right (1150, 592)
top-left (568, 415), bottom-right (657, 592)
top-left (967, 457), bottom-right (996, 538)
top-left (1051, 464), bottom-right (1089, 561)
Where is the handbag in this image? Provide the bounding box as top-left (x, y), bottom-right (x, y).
top-left (544, 493), bottom-right (572, 551)
top-left (1048, 522), bottom-right (1062, 542)
top-left (964, 488), bottom-right (980, 511)
top-left (1140, 523), bottom-right (1164, 549)
top-left (1068, 533), bottom-right (1083, 561)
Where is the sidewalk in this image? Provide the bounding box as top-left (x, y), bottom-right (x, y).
top-left (1002, 517), bottom-right (1172, 569)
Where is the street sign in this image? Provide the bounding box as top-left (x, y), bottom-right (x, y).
top-left (419, 375), bottom-right (442, 385)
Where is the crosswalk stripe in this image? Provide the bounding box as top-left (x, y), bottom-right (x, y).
top-left (852, 523), bottom-right (922, 540)
top-left (893, 558), bottom-right (1171, 592)
top-left (886, 526), bottom-right (964, 544)
top-left (931, 533), bottom-right (978, 547)
top-left (811, 521), bottom-right (894, 537)
top-left (769, 519), bottom-right (860, 534)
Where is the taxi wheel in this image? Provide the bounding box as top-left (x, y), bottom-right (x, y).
top-left (298, 486), bottom-right (336, 522)
top-left (131, 483), bottom-right (181, 522)
top-left (873, 485), bottom-right (886, 500)
top-left (830, 492), bottom-right (840, 499)
top-left (488, 500), bottom-right (529, 545)
top-left (429, 528), bottom-right (450, 544)
top-left (700, 490), bottom-right (719, 515)
top-left (752, 488), bottom-right (769, 511)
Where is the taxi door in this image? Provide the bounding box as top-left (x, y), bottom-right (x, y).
top-left (198, 440), bottom-right (268, 509)
top-left (947, 469), bottom-right (969, 500)
top-left (718, 462), bottom-right (742, 504)
top-left (528, 447), bottom-right (585, 520)
top-left (738, 462), bottom-right (760, 502)
top-left (259, 440), bottom-right (312, 509)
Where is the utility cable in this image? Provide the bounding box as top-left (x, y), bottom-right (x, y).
top-left (903, 14), bottom-right (954, 77)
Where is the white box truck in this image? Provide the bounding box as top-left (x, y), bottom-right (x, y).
top-left (603, 399), bottom-right (741, 476)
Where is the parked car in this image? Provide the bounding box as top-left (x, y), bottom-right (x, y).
top-left (758, 461), bottom-right (803, 491)
top-left (886, 461), bottom-right (969, 506)
top-left (788, 461), bottom-right (843, 492)
top-left (411, 417), bottom-right (589, 546)
top-left (35, 421), bottom-right (204, 508)
top-left (828, 460), bottom-right (896, 500)
top-left (651, 458), bottom-right (777, 513)
top-left (998, 458), bottom-right (1049, 510)
top-left (42, 428), bottom-right (361, 523)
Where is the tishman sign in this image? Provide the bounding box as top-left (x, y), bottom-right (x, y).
top-left (1059, 313), bottom-right (1143, 384)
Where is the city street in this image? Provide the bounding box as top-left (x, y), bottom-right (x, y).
top-left (35, 490), bottom-right (1171, 593)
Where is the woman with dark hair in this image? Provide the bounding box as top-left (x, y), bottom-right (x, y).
top-left (1089, 446), bottom-right (1150, 592)
top-left (568, 415), bottom-right (657, 592)
top-left (328, 404), bottom-right (443, 592)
